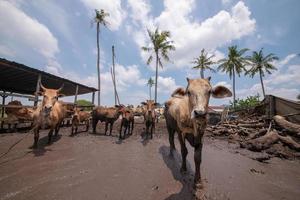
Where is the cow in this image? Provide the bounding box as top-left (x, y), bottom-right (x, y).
top-left (119, 108), bottom-right (134, 139)
top-left (71, 107), bottom-right (91, 136)
top-left (92, 105), bottom-right (125, 135)
top-left (141, 100), bottom-right (159, 139)
top-left (164, 77), bottom-right (232, 188)
top-left (5, 100), bottom-right (35, 121)
top-left (31, 83), bottom-right (66, 149)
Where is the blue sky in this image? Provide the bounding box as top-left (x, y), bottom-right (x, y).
top-left (0, 0), bottom-right (299, 106)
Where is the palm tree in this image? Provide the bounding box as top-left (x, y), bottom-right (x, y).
top-left (245, 48), bottom-right (279, 98)
top-left (147, 77), bottom-right (155, 100)
top-left (142, 28), bottom-right (175, 103)
top-left (191, 48), bottom-right (216, 78)
top-left (218, 45), bottom-right (249, 108)
top-left (93, 9), bottom-right (109, 106)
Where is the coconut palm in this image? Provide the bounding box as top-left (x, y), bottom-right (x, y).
top-left (142, 28), bottom-right (175, 103)
top-left (191, 49), bottom-right (216, 78)
top-left (93, 9), bottom-right (109, 106)
top-left (217, 45), bottom-right (249, 108)
top-left (147, 77), bottom-right (155, 100)
top-left (245, 48), bottom-right (279, 98)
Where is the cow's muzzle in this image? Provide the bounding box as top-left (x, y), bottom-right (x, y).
top-left (193, 110), bottom-right (207, 118)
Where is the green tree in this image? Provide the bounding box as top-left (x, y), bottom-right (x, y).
top-left (191, 49), bottom-right (215, 78)
top-left (93, 9), bottom-right (109, 106)
top-left (76, 99), bottom-right (94, 111)
top-left (229, 94), bottom-right (260, 110)
top-left (142, 28), bottom-right (175, 103)
top-left (147, 77), bottom-right (155, 100)
top-left (218, 45), bottom-right (249, 108)
top-left (245, 49), bottom-right (278, 98)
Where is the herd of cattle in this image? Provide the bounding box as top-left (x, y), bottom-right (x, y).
top-left (3, 77), bottom-right (232, 188)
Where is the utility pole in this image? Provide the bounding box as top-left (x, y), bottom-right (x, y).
top-left (111, 46), bottom-right (120, 105)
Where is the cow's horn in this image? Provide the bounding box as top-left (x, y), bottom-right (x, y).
top-left (57, 84), bottom-right (64, 92)
top-left (39, 82), bottom-right (46, 91)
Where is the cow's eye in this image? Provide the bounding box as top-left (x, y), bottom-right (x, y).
top-left (187, 91), bottom-right (191, 96)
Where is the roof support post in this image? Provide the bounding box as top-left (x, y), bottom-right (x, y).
top-left (34, 74), bottom-right (41, 107)
top-left (92, 92), bottom-right (95, 105)
top-left (74, 85), bottom-right (79, 104)
top-left (1, 92), bottom-right (7, 129)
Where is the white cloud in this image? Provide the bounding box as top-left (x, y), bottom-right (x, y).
top-left (28, 0), bottom-right (76, 47)
top-left (0, 45), bottom-right (16, 57)
top-left (272, 53), bottom-right (297, 69)
top-left (157, 76), bottom-right (179, 94)
top-left (222, 0), bottom-right (232, 5)
top-left (0, 1), bottom-right (59, 59)
top-left (80, 0), bottom-right (126, 30)
top-left (128, 0), bottom-right (256, 69)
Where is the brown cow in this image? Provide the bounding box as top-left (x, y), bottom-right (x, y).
top-left (141, 100), bottom-right (159, 139)
top-left (119, 108), bottom-right (134, 139)
top-left (5, 100), bottom-right (35, 121)
top-left (164, 77), bottom-right (232, 188)
top-left (71, 107), bottom-right (91, 136)
top-left (92, 105), bottom-right (125, 135)
top-left (31, 84), bottom-right (66, 148)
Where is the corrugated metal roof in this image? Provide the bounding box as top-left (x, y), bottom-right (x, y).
top-left (0, 58), bottom-right (97, 96)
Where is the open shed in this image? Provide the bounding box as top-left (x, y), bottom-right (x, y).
top-left (0, 58), bottom-right (97, 129)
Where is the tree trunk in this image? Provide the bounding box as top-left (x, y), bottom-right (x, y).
top-left (259, 70), bottom-right (266, 98)
top-left (273, 115), bottom-right (300, 135)
top-left (149, 85), bottom-right (152, 100)
top-left (232, 67), bottom-right (236, 108)
top-left (96, 23), bottom-right (101, 106)
top-left (154, 53), bottom-right (159, 103)
top-left (200, 68), bottom-right (204, 79)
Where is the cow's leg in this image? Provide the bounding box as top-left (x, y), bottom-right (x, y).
top-left (54, 121), bottom-right (61, 137)
top-left (33, 127), bottom-right (40, 149)
top-left (104, 122), bottom-right (108, 135)
top-left (109, 122), bottom-right (113, 136)
top-left (92, 118), bottom-right (98, 133)
top-left (194, 134), bottom-right (204, 188)
top-left (145, 124), bottom-right (149, 139)
top-left (71, 122), bottom-right (74, 136)
top-left (75, 124), bottom-right (78, 134)
top-left (150, 123), bottom-right (154, 139)
top-left (123, 124), bottom-right (128, 139)
top-left (178, 132), bottom-right (188, 172)
top-left (86, 120), bottom-right (90, 132)
top-left (127, 123), bottom-right (131, 137)
top-left (48, 129), bottom-right (54, 144)
top-left (167, 125), bottom-right (176, 157)
top-left (119, 120), bottom-right (123, 139)
top-left (130, 119), bottom-right (134, 135)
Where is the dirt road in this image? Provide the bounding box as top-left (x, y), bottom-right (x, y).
top-left (0, 119), bottom-right (299, 200)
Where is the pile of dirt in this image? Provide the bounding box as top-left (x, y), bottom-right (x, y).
top-left (206, 113), bottom-right (300, 161)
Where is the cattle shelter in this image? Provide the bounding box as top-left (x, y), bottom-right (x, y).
top-left (0, 58), bottom-right (97, 130)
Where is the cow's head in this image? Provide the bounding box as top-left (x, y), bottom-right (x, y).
top-left (115, 104), bottom-right (126, 114)
top-left (141, 100), bottom-right (159, 114)
top-left (185, 77), bottom-right (232, 120)
top-left (37, 83), bottom-right (64, 114)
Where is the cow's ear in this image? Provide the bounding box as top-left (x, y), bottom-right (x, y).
top-left (58, 93), bottom-right (65, 98)
top-left (141, 102), bottom-right (147, 105)
top-left (211, 86), bottom-right (232, 98)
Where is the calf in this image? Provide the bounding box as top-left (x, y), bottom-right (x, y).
top-left (31, 83), bottom-right (66, 148)
top-left (164, 77), bottom-right (232, 188)
top-left (92, 105), bottom-right (125, 135)
top-left (6, 100), bottom-right (35, 121)
top-left (119, 108), bottom-right (134, 139)
top-left (141, 100), bottom-right (159, 139)
top-left (71, 107), bottom-right (91, 136)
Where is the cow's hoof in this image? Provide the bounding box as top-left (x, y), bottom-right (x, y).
top-left (180, 167), bottom-right (187, 173)
top-left (30, 144), bottom-right (37, 149)
top-left (194, 181), bottom-right (204, 190)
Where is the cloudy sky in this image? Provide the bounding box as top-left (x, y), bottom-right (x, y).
top-left (0, 0), bottom-right (299, 106)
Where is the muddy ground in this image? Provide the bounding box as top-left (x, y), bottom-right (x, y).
top-left (0, 118), bottom-right (299, 200)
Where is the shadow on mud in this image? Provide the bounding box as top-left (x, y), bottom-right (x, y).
top-left (159, 145), bottom-right (195, 200)
top-left (31, 134), bottom-right (61, 157)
